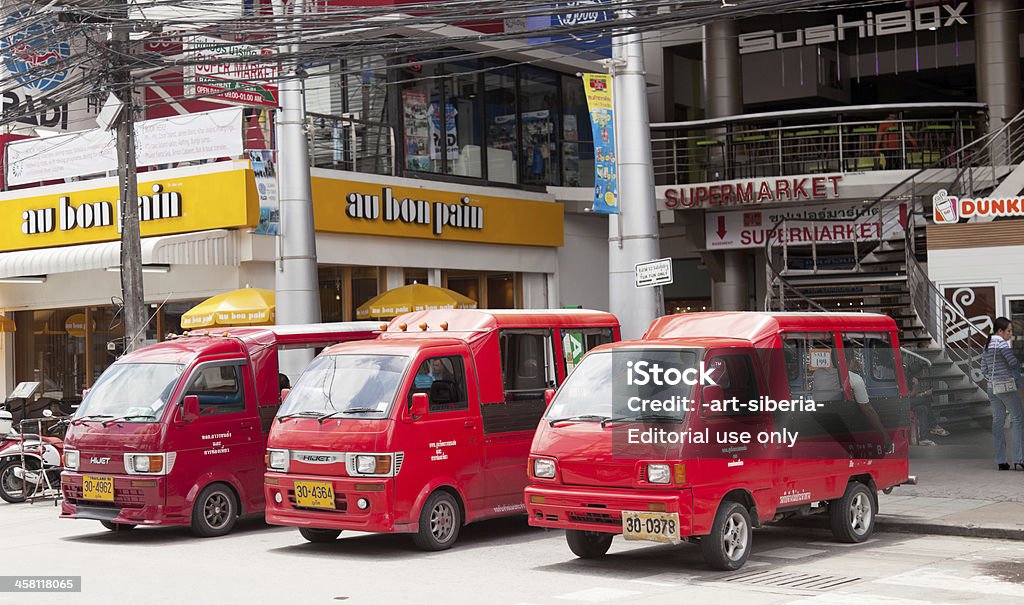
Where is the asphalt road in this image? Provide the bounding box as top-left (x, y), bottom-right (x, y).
top-left (2, 500), bottom-right (1023, 604)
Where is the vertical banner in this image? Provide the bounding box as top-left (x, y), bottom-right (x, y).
top-left (582, 73), bottom-right (618, 214)
top-left (249, 150), bottom-right (279, 235)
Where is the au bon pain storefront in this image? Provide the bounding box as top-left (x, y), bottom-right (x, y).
top-left (0, 161), bottom-right (566, 403)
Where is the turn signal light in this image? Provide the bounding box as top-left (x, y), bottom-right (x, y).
top-left (674, 463), bottom-right (686, 484)
top-left (354, 483), bottom-right (385, 492)
top-left (131, 479), bottom-right (158, 488)
top-left (647, 502), bottom-right (667, 512)
top-left (530, 495), bottom-right (545, 504)
top-left (265, 477), bottom-right (280, 486)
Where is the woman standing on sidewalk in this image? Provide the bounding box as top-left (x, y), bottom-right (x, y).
top-left (980, 317), bottom-right (1024, 471)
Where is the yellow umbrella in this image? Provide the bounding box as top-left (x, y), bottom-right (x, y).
top-left (0, 315), bottom-right (14, 333)
top-left (356, 283), bottom-right (477, 319)
top-left (181, 288), bottom-right (275, 329)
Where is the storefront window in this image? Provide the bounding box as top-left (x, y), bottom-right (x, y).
top-left (405, 268), bottom-right (428, 285)
top-left (487, 273), bottom-right (515, 309)
top-left (401, 57), bottom-right (443, 174)
top-left (519, 67), bottom-right (560, 186)
top-left (447, 271), bottom-right (481, 306)
top-left (446, 60), bottom-right (483, 178)
top-left (351, 267), bottom-right (379, 319)
top-left (485, 65), bottom-right (518, 184)
top-left (319, 266), bottom-right (347, 323)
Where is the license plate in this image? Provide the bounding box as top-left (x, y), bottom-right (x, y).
top-left (294, 481), bottom-right (335, 510)
top-left (622, 511), bottom-right (680, 544)
top-left (82, 475), bottom-right (114, 502)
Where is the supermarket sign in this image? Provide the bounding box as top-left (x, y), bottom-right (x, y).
top-left (185, 35), bottom-right (278, 107)
top-left (706, 202), bottom-right (903, 249)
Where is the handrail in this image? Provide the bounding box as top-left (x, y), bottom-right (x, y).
top-left (652, 102), bottom-right (988, 131)
top-left (307, 111), bottom-right (396, 176)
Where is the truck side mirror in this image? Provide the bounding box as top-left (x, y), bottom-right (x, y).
top-left (410, 393), bottom-right (429, 419)
top-left (701, 385), bottom-right (727, 416)
top-left (280, 388), bottom-right (291, 403)
top-left (182, 395), bottom-right (200, 423)
top-left (544, 388), bottom-right (556, 406)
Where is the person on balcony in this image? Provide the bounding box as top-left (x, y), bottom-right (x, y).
top-left (980, 317), bottom-right (1024, 471)
top-left (875, 113), bottom-right (917, 170)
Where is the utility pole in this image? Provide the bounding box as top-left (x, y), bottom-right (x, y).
top-left (112, 0), bottom-right (146, 352)
top-left (273, 0), bottom-right (321, 379)
top-left (607, 5), bottom-right (662, 339)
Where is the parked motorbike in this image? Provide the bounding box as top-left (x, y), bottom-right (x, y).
top-left (0, 410), bottom-right (66, 504)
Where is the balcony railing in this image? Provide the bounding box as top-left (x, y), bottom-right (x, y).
top-left (651, 103), bottom-right (989, 185)
top-left (308, 112), bottom-right (396, 176)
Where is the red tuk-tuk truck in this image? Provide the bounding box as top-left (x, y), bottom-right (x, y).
top-left (264, 309), bottom-right (619, 550)
top-left (60, 323), bottom-right (379, 537)
top-left (525, 312), bottom-right (911, 570)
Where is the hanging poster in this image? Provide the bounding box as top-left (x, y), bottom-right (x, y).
top-left (429, 102), bottom-right (459, 161)
top-left (402, 89), bottom-right (430, 171)
top-left (249, 150), bottom-right (279, 235)
top-left (582, 73), bottom-right (618, 214)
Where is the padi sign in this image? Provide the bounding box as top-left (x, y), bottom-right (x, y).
top-left (739, 2), bottom-right (967, 54)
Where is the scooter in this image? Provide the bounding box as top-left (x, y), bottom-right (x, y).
top-left (0, 410), bottom-right (66, 504)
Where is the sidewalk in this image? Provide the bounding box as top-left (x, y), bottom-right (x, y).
top-left (875, 428), bottom-right (1024, 540)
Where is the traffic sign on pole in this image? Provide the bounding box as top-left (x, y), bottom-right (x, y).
top-left (635, 258), bottom-right (673, 288)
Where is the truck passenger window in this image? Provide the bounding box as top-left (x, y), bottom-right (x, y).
top-left (500, 331), bottom-right (555, 390)
top-left (561, 328), bottom-right (614, 375)
top-left (841, 333), bottom-right (898, 398)
top-left (410, 356), bottom-right (468, 413)
top-left (706, 354), bottom-right (759, 415)
top-left (185, 365), bottom-right (245, 415)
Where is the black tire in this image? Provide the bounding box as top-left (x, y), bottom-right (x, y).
top-left (830, 482), bottom-right (876, 543)
top-left (190, 483), bottom-right (238, 538)
top-left (298, 527), bottom-right (341, 543)
top-left (566, 530), bottom-right (613, 558)
top-left (0, 457), bottom-right (39, 504)
top-left (700, 501), bottom-right (753, 571)
top-left (412, 491), bottom-right (462, 551)
top-left (100, 521), bottom-right (136, 532)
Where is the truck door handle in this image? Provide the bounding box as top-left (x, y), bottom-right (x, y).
top-left (464, 421), bottom-right (477, 429)
top-left (240, 420), bottom-right (256, 429)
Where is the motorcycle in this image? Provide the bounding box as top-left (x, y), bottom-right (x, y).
top-left (0, 410), bottom-right (66, 504)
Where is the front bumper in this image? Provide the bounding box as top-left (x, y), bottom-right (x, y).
top-left (264, 472), bottom-right (397, 532)
top-left (60, 472), bottom-right (186, 526)
top-left (525, 483), bottom-right (694, 536)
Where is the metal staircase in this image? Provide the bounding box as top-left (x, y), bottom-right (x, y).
top-left (765, 110), bottom-right (1024, 425)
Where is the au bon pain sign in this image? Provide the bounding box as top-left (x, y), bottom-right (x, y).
top-left (1, 168), bottom-right (259, 252)
top-left (312, 177), bottom-right (564, 247)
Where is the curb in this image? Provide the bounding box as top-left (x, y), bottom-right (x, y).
top-left (875, 517), bottom-right (1024, 541)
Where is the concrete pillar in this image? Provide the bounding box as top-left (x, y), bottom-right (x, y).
top-left (385, 267), bottom-right (404, 291)
top-left (976, 0), bottom-right (1021, 141)
top-left (0, 330), bottom-right (14, 398)
top-left (427, 269), bottom-right (442, 287)
top-left (521, 273), bottom-right (549, 309)
top-left (703, 19), bottom-right (749, 312)
top-left (710, 250), bottom-right (749, 311)
top-left (702, 19), bottom-right (742, 119)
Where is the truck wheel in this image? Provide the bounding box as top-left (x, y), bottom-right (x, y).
top-left (100, 521), bottom-right (136, 532)
top-left (830, 482), bottom-right (876, 543)
top-left (0, 458), bottom-right (35, 503)
top-left (701, 501), bottom-right (753, 571)
top-left (412, 491), bottom-right (462, 551)
top-left (299, 528), bottom-right (341, 543)
top-left (566, 530), bottom-right (613, 558)
top-left (190, 483), bottom-right (238, 538)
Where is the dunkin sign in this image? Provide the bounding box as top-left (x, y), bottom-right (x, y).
top-left (932, 189), bottom-right (1024, 223)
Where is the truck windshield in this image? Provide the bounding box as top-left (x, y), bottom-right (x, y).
top-left (76, 363), bottom-right (185, 422)
top-left (545, 349), bottom-right (700, 422)
top-left (278, 354), bottom-right (408, 418)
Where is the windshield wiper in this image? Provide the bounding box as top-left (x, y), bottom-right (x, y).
top-left (602, 414), bottom-right (684, 427)
top-left (72, 414), bottom-right (113, 426)
top-left (548, 414), bottom-right (609, 427)
top-left (278, 410), bottom-right (328, 421)
top-left (101, 414), bottom-right (156, 427)
top-left (318, 407), bottom-right (381, 424)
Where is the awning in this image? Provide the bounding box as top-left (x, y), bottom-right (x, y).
top-left (0, 230), bottom-right (238, 279)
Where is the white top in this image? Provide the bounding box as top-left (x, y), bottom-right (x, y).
top-left (848, 372), bottom-right (870, 404)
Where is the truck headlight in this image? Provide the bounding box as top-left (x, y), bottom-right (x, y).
top-left (124, 453), bottom-right (171, 475)
top-left (267, 449), bottom-right (289, 472)
top-left (346, 453), bottom-right (395, 476)
top-left (64, 449), bottom-right (79, 471)
top-left (646, 463), bottom-right (671, 484)
top-left (533, 458), bottom-right (556, 479)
